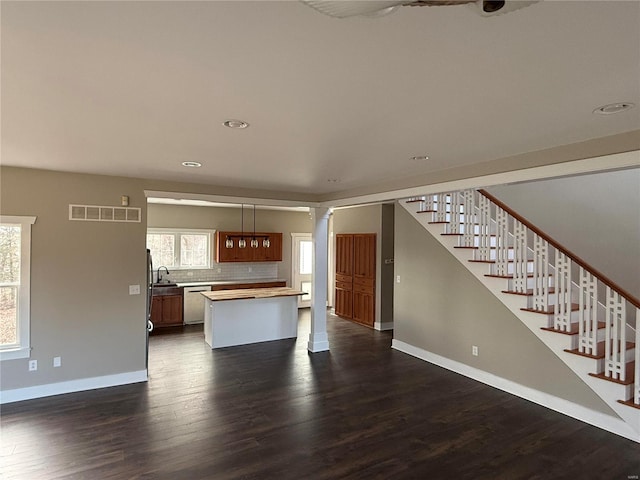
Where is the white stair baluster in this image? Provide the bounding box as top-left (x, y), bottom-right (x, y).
top-left (447, 192), bottom-right (462, 235)
top-left (495, 207), bottom-right (509, 277)
top-left (512, 221), bottom-right (528, 294)
top-left (461, 190), bottom-right (476, 247)
top-left (434, 193), bottom-right (448, 223)
top-left (554, 251), bottom-right (572, 332)
top-left (578, 268), bottom-right (598, 356)
top-left (605, 287), bottom-right (626, 381)
top-left (532, 234), bottom-right (550, 312)
top-left (475, 194), bottom-right (491, 261)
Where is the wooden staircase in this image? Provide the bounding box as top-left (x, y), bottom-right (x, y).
top-left (401, 189), bottom-right (640, 441)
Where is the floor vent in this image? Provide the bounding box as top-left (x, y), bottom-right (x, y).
top-left (69, 204), bottom-right (141, 223)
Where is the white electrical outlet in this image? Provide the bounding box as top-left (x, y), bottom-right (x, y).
top-left (29, 360), bottom-right (38, 371)
top-left (53, 356), bottom-right (61, 367)
top-left (396, 275), bottom-right (401, 283)
top-left (129, 284), bottom-right (140, 295)
top-left (472, 346), bottom-right (479, 356)
top-left (248, 267), bottom-right (252, 273)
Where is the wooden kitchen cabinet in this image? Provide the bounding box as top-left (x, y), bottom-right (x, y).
top-left (150, 288), bottom-right (184, 328)
top-left (334, 233), bottom-right (376, 327)
top-left (215, 231), bottom-right (283, 262)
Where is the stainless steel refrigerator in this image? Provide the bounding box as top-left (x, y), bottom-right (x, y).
top-left (146, 249), bottom-right (154, 369)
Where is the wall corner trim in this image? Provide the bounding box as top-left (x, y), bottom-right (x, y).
top-left (0, 370), bottom-right (148, 405)
top-left (391, 339), bottom-right (639, 443)
top-left (374, 321), bottom-right (394, 331)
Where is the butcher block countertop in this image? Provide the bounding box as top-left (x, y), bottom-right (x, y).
top-left (201, 287), bottom-right (304, 302)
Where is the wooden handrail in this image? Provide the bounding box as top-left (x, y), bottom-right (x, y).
top-left (478, 189), bottom-right (640, 310)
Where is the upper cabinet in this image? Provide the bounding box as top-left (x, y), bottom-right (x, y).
top-left (215, 231), bottom-right (283, 262)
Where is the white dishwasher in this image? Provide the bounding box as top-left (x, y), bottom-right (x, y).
top-left (183, 285), bottom-right (212, 324)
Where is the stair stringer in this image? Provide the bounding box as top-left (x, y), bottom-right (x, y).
top-left (399, 200), bottom-right (640, 442)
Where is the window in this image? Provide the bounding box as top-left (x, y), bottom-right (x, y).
top-left (146, 229), bottom-right (213, 269)
top-left (0, 216), bottom-right (36, 360)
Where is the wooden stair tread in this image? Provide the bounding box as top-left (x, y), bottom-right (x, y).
top-left (541, 321), bottom-right (606, 336)
top-left (486, 273), bottom-right (551, 279)
top-left (428, 221), bottom-right (450, 224)
top-left (417, 210), bottom-right (437, 213)
top-left (522, 303), bottom-right (580, 315)
top-left (470, 259), bottom-right (534, 264)
top-left (589, 362), bottom-right (635, 386)
top-left (564, 341), bottom-right (635, 360)
top-left (454, 246), bottom-right (515, 250)
top-left (503, 288), bottom-right (556, 296)
top-left (617, 398), bottom-right (640, 410)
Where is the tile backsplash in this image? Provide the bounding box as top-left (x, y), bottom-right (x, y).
top-left (154, 262), bottom-right (279, 284)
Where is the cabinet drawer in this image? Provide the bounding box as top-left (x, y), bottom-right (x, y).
top-left (336, 273), bottom-right (352, 284)
top-left (353, 282), bottom-right (374, 294)
top-left (335, 281), bottom-right (353, 291)
top-left (353, 277), bottom-right (374, 288)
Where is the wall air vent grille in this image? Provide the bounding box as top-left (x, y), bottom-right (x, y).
top-left (69, 204), bottom-right (141, 223)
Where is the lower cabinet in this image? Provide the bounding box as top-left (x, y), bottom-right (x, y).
top-left (151, 294), bottom-right (184, 328)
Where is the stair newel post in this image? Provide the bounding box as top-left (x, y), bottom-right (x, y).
top-left (476, 193), bottom-right (491, 261)
top-left (532, 234), bottom-right (550, 312)
top-left (447, 192), bottom-right (462, 235)
top-left (578, 268), bottom-right (598, 356)
top-left (635, 307), bottom-right (640, 405)
top-left (605, 287), bottom-right (626, 381)
top-left (553, 250), bottom-right (572, 332)
top-left (495, 206), bottom-right (509, 277)
top-left (461, 190), bottom-right (475, 247)
top-left (512, 220), bottom-right (528, 294)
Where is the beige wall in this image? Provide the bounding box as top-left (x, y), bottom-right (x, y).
top-left (393, 205), bottom-right (614, 415)
top-left (487, 168), bottom-right (640, 299)
top-left (147, 203), bottom-right (312, 285)
top-left (1, 167), bottom-right (148, 391)
top-left (332, 204), bottom-right (394, 327)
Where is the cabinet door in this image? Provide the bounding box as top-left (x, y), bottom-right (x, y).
top-left (161, 295), bottom-right (183, 326)
top-left (334, 234), bottom-right (354, 319)
top-left (352, 234), bottom-right (376, 326)
top-left (150, 296), bottom-right (163, 325)
top-left (335, 284), bottom-right (353, 319)
top-left (262, 232), bottom-right (282, 261)
top-left (352, 290), bottom-right (374, 326)
top-left (335, 234), bottom-right (353, 276)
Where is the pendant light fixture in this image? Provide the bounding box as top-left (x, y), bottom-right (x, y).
top-left (250, 205), bottom-right (259, 248)
top-left (224, 203), bottom-right (270, 249)
top-left (238, 204), bottom-right (246, 248)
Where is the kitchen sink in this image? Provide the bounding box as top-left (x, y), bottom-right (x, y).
top-left (152, 282), bottom-right (178, 288)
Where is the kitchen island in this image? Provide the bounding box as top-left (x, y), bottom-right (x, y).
top-left (201, 287), bottom-right (303, 349)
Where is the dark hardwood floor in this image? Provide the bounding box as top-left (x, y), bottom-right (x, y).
top-left (2, 310), bottom-right (639, 479)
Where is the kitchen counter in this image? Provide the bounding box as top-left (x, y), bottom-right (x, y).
top-left (202, 287), bottom-right (303, 349)
top-left (176, 278), bottom-right (285, 287)
top-left (202, 287), bottom-right (303, 302)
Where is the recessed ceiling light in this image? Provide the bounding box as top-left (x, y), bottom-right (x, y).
top-left (411, 155), bottom-right (429, 161)
top-left (181, 161), bottom-right (202, 168)
top-left (593, 102), bottom-right (635, 115)
top-left (223, 119), bottom-right (250, 129)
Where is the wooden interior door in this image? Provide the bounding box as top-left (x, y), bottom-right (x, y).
top-left (352, 234), bottom-right (376, 327)
top-left (334, 234), bottom-right (354, 319)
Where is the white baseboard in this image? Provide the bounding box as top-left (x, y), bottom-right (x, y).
top-left (0, 370), bottom-right (148, 405)
top-left (391, 339), bottom-right (639, 443)
top-left (374, 321), bottom-right (394, 331)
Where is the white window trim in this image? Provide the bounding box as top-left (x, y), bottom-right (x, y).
top-left (146, 228), bottom-right (215, 270)
top-left (0, 215), bottom-right (36, 361)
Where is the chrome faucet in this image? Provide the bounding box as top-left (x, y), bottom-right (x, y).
top-left (157, 266), bottom-right (170, 283)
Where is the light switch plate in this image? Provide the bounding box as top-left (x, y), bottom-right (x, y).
top-left (129, 284), bottom-right (141, 295)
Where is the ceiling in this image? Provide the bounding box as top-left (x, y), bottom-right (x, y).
top-left (2, 1), bottom-right (639, 200)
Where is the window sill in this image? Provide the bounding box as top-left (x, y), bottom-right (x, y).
top-left (0, 347), bottom-right (30, 361)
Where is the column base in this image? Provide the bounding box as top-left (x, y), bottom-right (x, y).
top-left (307, 332), bottom-right (330, 353)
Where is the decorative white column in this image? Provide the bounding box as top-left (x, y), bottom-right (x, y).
top-left (308, 207), bottom-right (331, 353)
